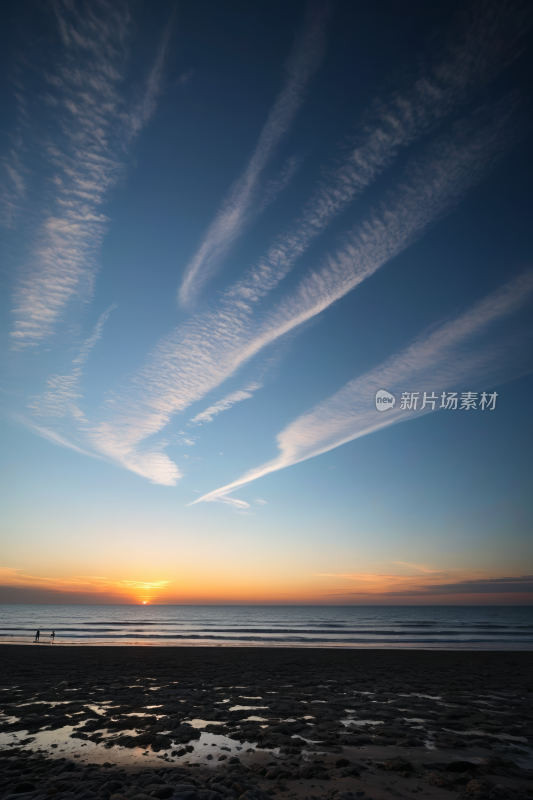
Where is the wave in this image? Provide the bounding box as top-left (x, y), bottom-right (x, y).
top-left (1, 626), bottom-right (531, 636)
top-left (3, 606), bottom-right (531, 649)
top-left (17, 620), bottom-right (530, 631)
top-left (394, 622), bottom-right (533, 628)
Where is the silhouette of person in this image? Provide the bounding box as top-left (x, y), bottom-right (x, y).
top-left (35, 630), bottom-right (40, 641)
top-left (50, 631), bottom-right (55, 642)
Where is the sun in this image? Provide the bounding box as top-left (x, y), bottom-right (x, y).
top-left (142, 601), bottom-right (148, 604)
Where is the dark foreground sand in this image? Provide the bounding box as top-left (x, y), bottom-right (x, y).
top-left (1, 647), bottom-right (532, 800)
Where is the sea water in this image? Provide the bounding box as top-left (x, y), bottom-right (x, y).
top-left (1, 604), bottom-right (532, 648)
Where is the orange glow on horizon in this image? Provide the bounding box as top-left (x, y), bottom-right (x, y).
top-left (0, 566), bottom-right (531, 605)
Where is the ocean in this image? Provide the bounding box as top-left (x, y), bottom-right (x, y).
top-left (0, 604), bottom-right (532, 648)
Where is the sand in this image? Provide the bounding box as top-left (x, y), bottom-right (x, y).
top-left (0, 646), bottom-right (532, 800)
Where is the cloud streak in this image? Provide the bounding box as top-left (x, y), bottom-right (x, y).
top-left (15, 416), bottom-right (107, 461)
top-left (334, 576), bottom-right (533, 596)
top-left (178, 0), bottom-right (332, 306)
top-left (8, 1), bottom-right (169, 347)
top-left (312, 567), bottom-right (533, 599)
top-left (193, 270), bottom-right (533, 505)
top-left (217, 0), bottom-right (531, 312)
top-left (0, 567), bottom-right (171, 596)
top-left (129, 9), bottom-right (175, 137)
top-left (72, 302), bottom-right (117, 366)
top-left (189, 382), bottom-right (263, 425)
top-left (89, 100), bottom-right (523, 485)
top-left (28, 303), bottom-right (116, 422)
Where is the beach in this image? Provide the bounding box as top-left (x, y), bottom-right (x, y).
top-left (1, 646), bottom-right (532, 800)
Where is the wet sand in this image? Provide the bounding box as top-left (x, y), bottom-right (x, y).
top-left (1, 647), bottom-right (532, 800)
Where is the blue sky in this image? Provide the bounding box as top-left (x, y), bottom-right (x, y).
top-left (1, 0), bottom-right (532, 604)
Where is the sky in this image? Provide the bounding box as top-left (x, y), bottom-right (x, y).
top-left (1, 0), bottom-right (532, 606)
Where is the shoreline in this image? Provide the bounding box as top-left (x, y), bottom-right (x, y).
top-left (2, 639), bottom-right (533, 650)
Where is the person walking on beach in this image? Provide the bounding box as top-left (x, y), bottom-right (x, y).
top-left (50, 631), bottom-right (55, 642)
top-left (34, 629), bottom-right (40, 642)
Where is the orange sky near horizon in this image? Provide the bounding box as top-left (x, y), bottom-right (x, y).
top-left (1, 566), bottom-right (532, 605)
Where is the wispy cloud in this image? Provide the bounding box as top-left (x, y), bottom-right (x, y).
top-left (177, 69), bottom-right (194, 86)
top-left (89, 100), bottom-right (522, 485)
top-left (189, 382), bottom-right (263, 425)
top-left (15, 416), bottom-right (106, 461)
top-left (247, 98), bottom-right (523, 346)
top-left (1, 150), bottom-right (28, 226)
top-left (310, 566), bottom-right (533, 598)
top-left (386, 576), bottom-right (533, 596)
top-left (256, 153), bottom-right (304, 215)
top-left (178, 0), bottom-right (333, 306)
top-left (72, 302), bottom-right (117, 365)
top-left (129, 9), bottom-right (175, 137)
top-left (28, 303), bottom-right (116, 421)
top-left (7, 1), bottom-right (169, 347)
top-left (193, 270), bottom-right (533, 505)
top-left (218, 0), bottom-right (531, 312)
top-left (393, 562), bottom-right (442, 574)
top-left (333, 575), bottom-right (533, 597)
top-left (0, 567), bottom-right (171, 596)
top-left (315, 568), bottom-right (451, 580)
